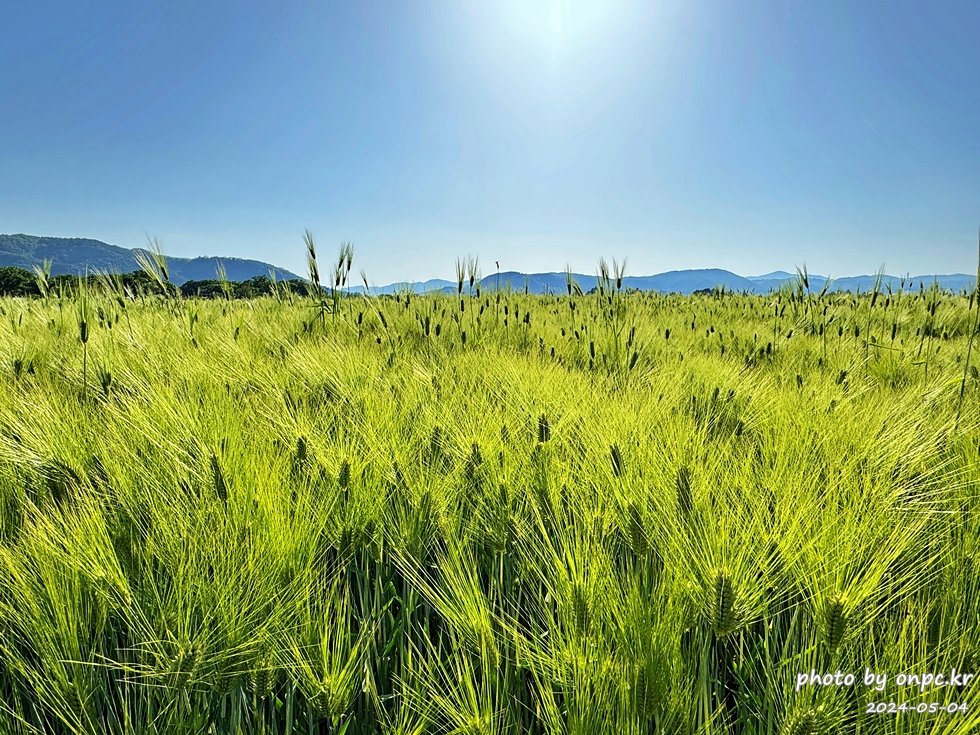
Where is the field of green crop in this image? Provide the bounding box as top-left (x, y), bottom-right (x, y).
top-left (0, 258), bottom-right (978, 734)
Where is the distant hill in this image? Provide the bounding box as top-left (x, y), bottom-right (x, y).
top-left (741, 272), bottom-right (977, 295)
top-left (0, 234), bottom-right (300, 285)
top-left (360, 269), bottom-right (761, 296)
top-left (747, 271), bottom-right (797, 281)
top-left (359, 268), bottom-right (976, 296)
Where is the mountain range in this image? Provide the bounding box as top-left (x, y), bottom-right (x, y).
top-left (1, 234), bottom-right (975, 295)
top-left (361, 269), bottom-right (977, 296)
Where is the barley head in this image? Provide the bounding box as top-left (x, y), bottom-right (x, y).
top-left (708, 568), bottom-right (738, 638)
top-left (676, 466), bottom-right (693, 517)
top-left (821, 594), bottom-right (847, 653)
top-left (537, 414), bottom-right (551, 443)
top-left (780, 703), bottom-right (833, 735)
top-left (610, 444), bottom-right (623, 477)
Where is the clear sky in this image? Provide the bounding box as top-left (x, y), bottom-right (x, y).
top-left (2, 1), bottom-right (978, 283)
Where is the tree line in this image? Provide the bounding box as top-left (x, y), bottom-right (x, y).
top-left (0, 266), bottom-right (311, 299)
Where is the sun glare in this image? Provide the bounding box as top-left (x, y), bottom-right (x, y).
top-left (450, 0), bottom-right (660, 117)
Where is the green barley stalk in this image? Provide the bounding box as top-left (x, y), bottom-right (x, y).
top-left (76, 274), bottom-right (91, 400)
top-left (955, 227), bottom-right (980, 428)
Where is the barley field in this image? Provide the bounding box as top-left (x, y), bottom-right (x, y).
top-left (0, 260), bottom-right (978, 735)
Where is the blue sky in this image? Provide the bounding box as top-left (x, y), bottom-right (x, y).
top-left (1, 1), bottom-right (978, 284)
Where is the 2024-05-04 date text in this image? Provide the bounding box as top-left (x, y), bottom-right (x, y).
top-left (866, 702), bottom-right (968, 715)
